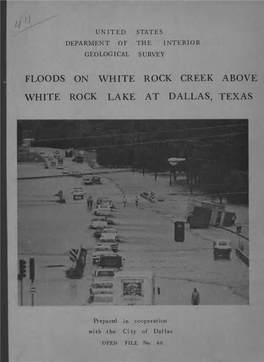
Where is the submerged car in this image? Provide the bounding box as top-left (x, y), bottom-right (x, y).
top-left (83, 176), bottom-right (94, 185)
top-left (71, 171), bottom-right (82, 178)
top-left (92, 217), bottom-right (114, 224)
top-left (92, 269), bottom-right (115, 281)
top-left (213, 239), bottom-right (232, 260)
top-left (98, 253), bottom-right (124, 270)
top-left (90, 220), bottom-right (109, 230)
top-left (72, 187), bottom-right (84, 200)
top-left (89, 280), bottom-right (114, 304)
top-left (92, 245), bottom-right (114, 264)
top-left (100, 228), bottom-right (120, 242)
top-left (93, 204), bottom-right (112, 216)
top-left (92, 176), bottom-right (101, 184)
top-left (97, 241), bottom-right (119, 253)
top-left (96, 197), bottom-right (114, 208)
top-left (90, 280), bottom-right (114, 295)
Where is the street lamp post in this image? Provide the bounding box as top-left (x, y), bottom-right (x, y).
top-left (167, 158), bottom-right (186, 186)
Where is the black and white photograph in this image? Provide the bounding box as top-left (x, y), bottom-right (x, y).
top-left (17, 119), bottom-right (249, 306)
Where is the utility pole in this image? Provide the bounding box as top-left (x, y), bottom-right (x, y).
top-left (190, 158), bottom-right (193, 194)
top-left (132, 136), bottom-right (135, 173)
top-left (142, 145), bottom-right (145, 176)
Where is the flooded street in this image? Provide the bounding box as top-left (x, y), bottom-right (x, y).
top-left (18, 149), bottom-right (249, 306)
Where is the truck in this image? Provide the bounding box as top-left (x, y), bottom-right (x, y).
top-left (113, 271), bottom-right (156, 306)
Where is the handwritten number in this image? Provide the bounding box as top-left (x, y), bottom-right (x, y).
top-left (15, 20), bottom-right (21, 29)
top-left (25, 15), bottom-right (31, 24)
top-left (15, 15), bottom-right (31, 30)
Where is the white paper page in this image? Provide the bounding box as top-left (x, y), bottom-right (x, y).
top-left (6, 1), bottom-right (264, 361)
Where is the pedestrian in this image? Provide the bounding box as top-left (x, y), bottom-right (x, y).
top-left (191, 288), bottom-right (200, 305)
top-left (123, 195), bottom-right (127, 207)
top-left (88, 288), bottom-right (94, 304)
top-left (90, 196), bottom-right (94, 209)
top-left (135, 195), bottom-right (138, 207)
top-left (87, 196), bottom-right (91, 208)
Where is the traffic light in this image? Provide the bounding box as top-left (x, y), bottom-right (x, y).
top-left (29, 258), bottom-right (35, 282)
top-left (19, 259), bottom-right (26, 278)
top-left (174, 221), bottom-right (185, 242)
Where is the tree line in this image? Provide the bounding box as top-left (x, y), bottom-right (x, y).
top-left (17, 120), bottom-right (248, 204)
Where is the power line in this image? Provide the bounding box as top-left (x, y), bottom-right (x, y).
top-left (21, 122), bottom-right (248, 144)
top-left (24, 132), bottom-right (247, 152)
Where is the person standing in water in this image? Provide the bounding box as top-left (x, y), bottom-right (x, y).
top-left (123, 195), bottom-right (127, 207)
top-left (191, 288), bottom-right (200, 305)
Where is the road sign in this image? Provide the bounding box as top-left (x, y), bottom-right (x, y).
top-left (70, 248), bottom-right (79, 262)
top-left (29, 284), bottom-right (36, 294)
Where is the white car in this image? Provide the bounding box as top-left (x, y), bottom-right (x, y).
top-left (96, 197), bottom-right (114, 209)
top-left (92, 245), bottom-right (113, 264)
top-left (100, 229), bottom-right (120, 242)
top-left (97, 241), bottom-right (119, 253)
top-left (72, 187), bottom-right (84, 200)
top-left (89, 280), bottom-right (114, 305)
top-left (92, 269), bottom-right (116, 281)
top-left (90, 220), bottom-right (109, 229)
top-left (90, 280), bottom-right (114, 295)
top-left (93, 204), bottom-right (111, 216)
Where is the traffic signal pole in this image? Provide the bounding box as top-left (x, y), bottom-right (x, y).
top-left (19, 259), bottom-right (26, 306)
top-left (20, 276), bottom-right (23, 306)
top-left (29, 258), bottom-right (35, 306)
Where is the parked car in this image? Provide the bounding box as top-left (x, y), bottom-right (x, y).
top-left (213, 239), bottom-right (232, 260)
top-left (92, 245), bottom-right (114, 264)
top-left (92, 217), bottom-right (114, 225)
top-left (98, 253), bottom-right (124, 270)
top-left (90, 220), bottom-right (109, 229)
top-left (97, 241), bottom-right (119, 253)
top-left (76, 156), bottom-right (84, 163)
top-left (89, 280), bottom-right (114, 304)
top-left (100, 228), bottom-right (120, 242)
top-left (92, 176), bottom-right (101, 185)
top-left (93, 226), bottom-right (116, 238)
top-left (83, 176), bottom-right (94, 185)
top-left (90, 280), bottom-right (114, 295)
top-left (71, 171), bottom-right (82, 178)
top-left (72, 187), bottom-right (84, 200)
top-left (93, 204), bottom-right (112, 216)
top-left (96, 197), bottom-right (114, 208)
top-left (92, 269), bottom-right (115, 281)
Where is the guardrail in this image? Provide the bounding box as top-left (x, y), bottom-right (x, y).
top-left (17, 168), bottom-right (132, 180)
